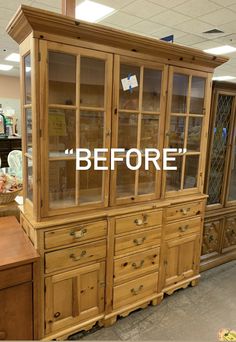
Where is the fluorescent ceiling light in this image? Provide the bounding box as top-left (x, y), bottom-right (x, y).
top-left (0, 64), bottom-right (13, 71)
top-left (212, 75), bottom-right (236, 81)
top-left (5, 53), bottom-right (20, 62)
top-left (204, 45), bottom-right (236, 55)
top-left (26, 66), bottom-right (31, 72)
top-left (76, 0), bottom-right (115, 23)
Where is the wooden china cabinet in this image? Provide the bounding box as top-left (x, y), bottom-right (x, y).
top-left (7, 5), bottom-right (227, 340)
top-left (201, 81), bottom-right (236, 270)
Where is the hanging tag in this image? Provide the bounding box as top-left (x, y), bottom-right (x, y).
top-left (121, 74), bottom-right (138, 92)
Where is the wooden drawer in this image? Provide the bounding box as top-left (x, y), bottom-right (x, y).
top-left (165, 217), bottom-right (201, 240)
top-left (44, 220), bottom-right (107, 249)
top-left (45, 240), bottom-right (106, 273)
top-left (114, 247), bottom-right (160, 284)
top-left (113, 272), bottom-right (158, 310)
top-left (115, 210), bottom-right (162, 235)
top-left (165, 201), bottom-right (203, 222)
top-left (115, 227), bottom-right (161, 256)
top-left (0, 264), bottom-right (32, 290)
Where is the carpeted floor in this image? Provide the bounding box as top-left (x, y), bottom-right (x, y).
top-left (69, 260), bottom-right (236, 341)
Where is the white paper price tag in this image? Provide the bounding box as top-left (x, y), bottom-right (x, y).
top-left (121, 75), bottom-right (138, 91)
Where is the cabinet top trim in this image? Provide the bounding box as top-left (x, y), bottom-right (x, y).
top-left (7, 5), bottom-right (227, 69)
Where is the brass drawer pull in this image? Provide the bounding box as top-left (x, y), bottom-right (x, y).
top-left (54, 311), bottom-right (61, 319)
top-left (179, 225), bottom-right (189, 232)
top-left (132, 260), bottom-right (144, 269)
top-left (131, 285), bottom-right (143, 295)
top-left (70, 228), bottom-right (87, 238)
top-left (133, 237), bottom-right (146, 245)
top-left (70, 250), bottom-right (86, 261)
top-left (180, 208), bottom-right (190, 215)
top-left (134, 214), bottom-right (148, 226)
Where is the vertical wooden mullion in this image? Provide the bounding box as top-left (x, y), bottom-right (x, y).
top-left (75, 55), bottom-right (80, 205)
top-left (135, 65), bottom-right (143, 197)
top-left (181, 74), bottom-right (192, 190)
top-left (72, 276), bottom-right (79, 317)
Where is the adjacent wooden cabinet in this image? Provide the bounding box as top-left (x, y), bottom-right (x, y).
top-left (201, 82), bottom-right (236, 271)
top-left (7, 5), bottom-right (227, 340)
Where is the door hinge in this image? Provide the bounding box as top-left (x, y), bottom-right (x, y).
top-left (38, 52), bottom-right (41, 62)
top-left (114, 108), bottom-right (117, 115)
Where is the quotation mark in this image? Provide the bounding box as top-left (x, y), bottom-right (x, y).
top-left (178, 148), bottom-right (187, 154)
top-left (65, 149), bottom-right (74, 155)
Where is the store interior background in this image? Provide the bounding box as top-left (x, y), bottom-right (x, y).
top-left (1, 0), bottom-right (236, 130)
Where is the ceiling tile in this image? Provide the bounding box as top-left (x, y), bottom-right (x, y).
top-left (210, 0), bottom-right (236, 7)
top-left (0, 0), bottom-right (32, 11)
top-left (128, 20), bottom-right (162, 34)
top-left (217, 21), bottom-right (236, 35)
top-left (190, 40), bottom-right (222, 50)
top-left (91, 0), bottom-right (136, 10)
top-left (102, 11), bottom-right (141, 28)
top-left (150, 9), bottom-right (191, 26)
top-left (201, 8), bottom-right (236, 25)
top-left (174, 0), bottom-right (221, 17)
top-left (30, 1), bottom-right (61, 13)
top-left (148, 0), bottom-right (187, 8)
top-left (152, 27), bottom-right (186, 39)
top-left (122, 0), bottom-right (165, 19)
top-left (175, 33), bottom-right (206, 45)
top-left (174, 19), bottom-right (213, 35)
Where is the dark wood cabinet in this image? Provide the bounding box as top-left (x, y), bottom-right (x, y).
top-left (0, 137), bottom-right (21, 167)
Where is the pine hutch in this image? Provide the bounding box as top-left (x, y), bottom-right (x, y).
top-left (7, 5), bottom-right (227, 340)
top-left (201, 81), bottom-right (236, 270)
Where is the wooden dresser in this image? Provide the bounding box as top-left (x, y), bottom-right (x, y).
top-left (6, 5), bottom-right (227, 341)
top-left (0, 216), bottom-right (39, 340)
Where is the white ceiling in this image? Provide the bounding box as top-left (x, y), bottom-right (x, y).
top-left (1, 0), bottom-right (236, 80)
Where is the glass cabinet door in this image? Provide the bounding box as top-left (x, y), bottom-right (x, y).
top-left (165, 67), bottom-right (209, 195)
top-left (111, 56), bottom-right (166, 204)
top-left (207, 93), bottom-right (234, 206)
top-left (227, 109), bottom-right (236, 204)
top-left (42, 42), bottom-right (112, 215)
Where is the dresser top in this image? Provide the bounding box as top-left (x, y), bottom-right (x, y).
top-left (0, 216), bottom-right (39, 270)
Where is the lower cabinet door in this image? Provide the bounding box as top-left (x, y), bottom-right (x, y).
top-left (223, 217), bottom-right (236, 250)
top-left (162, 234), bottom-right (200, 289)
top-left (45, 262), bottom-right (105, 334)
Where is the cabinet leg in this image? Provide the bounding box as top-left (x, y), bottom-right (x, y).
top-left (100, 316), bottom-right (117, 328)
top-left (152, 296), bottom-right (163, 306)
top-left (191, 279), bottom-right (199, 287)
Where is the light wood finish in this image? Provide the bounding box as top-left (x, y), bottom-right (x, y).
top-left (115, 210), bottom-right (162, 234)
top-left (5, 5), bottom-right (226, 339)
top-left (202, 81), bottom-right (236, 271)
top-left (45, 240), bottom-right (106, 273)
top-left (62, 0), bottom-right (75, 17)
top-left (113, 272), bottom-right (158, 310)
top-left (44, 220), bottom-right (107, 249)
top-left (0, 217), bottom-right (39, 340)
top-left (114, 247), bottom-right (160, 284)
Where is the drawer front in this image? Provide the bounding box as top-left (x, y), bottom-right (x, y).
top-left (114, 247), bottom-right (160, 284)
top-left (165, 201), bottom-right (203, 222)
top-left (44, 220), bottom-right (107, 249)
top-left (45, 240), bottom-right (106, 273)
top-left (115, 228), bottom-right (161, 256)
top-left (0, 264), bottom-right (32, 290)
top-left (165, 217), bottom-right (201, 240)
top-left (113, 272), bottom-right (158, 310)
top-left (115, 210), bottom-right (162, 235)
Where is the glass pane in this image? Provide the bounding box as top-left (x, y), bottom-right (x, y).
top-left (138, 157), bottom-right (156, 195)
top-left (171, 73), bottom-right (189, 113)
top-left (49, 160), bottom-right (76, 208)
top-left (80, 159), bottom-right (103, 203)
top-left (48, 51), bottom-right (76, 105)
top-left (184, 155), bottom-right (199, 189)
top-left (26, 108), bottom-right (32, 155)
top-left (169, 116), bottom-right (185, 149)
top-left (48, 109), bottom-right (76, 158)
top-left (208, 95), bottom-right (233, 204)
top-left (187, 117), bottom-right (202, 152)
top-left (228, 137), bottom-right (236, 201)
top-left (80, 111), bottom-right (104, 150)
top-left (166, 156), bottom-right (182, 191)
top-left (119, 64), bottom-right (140, 110)
top-left (26, 157), bottom-right (33, 202)
top-left (24, 54), bottom-right (31, 104)
top-left (190, 76), bottom-right (205, 114)
top-left (142, 68), bottom-right (162, 112)
top-left (118, 113), bottom-right (138, 151)
top-left (117, 159), bottom-right (135, 198)
top-left (80, 57), bottom-right (105, 108)
top-left (140, 114), bottom-right (159, 152)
